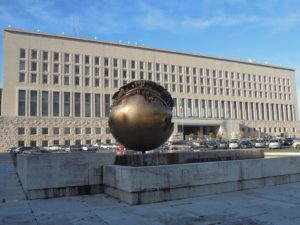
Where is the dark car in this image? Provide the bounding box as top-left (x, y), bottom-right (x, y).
top-left (240, 140), bottom-right (253, 149)
top-left (218, 141), bottom-right (229, 149)
top-left (207, 141), bottom-right (218, 150)
top-left (284, 138), bottom-right (294, 146)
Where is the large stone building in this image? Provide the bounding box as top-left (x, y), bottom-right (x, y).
top-left (0, 28), bottom-right (298, 151)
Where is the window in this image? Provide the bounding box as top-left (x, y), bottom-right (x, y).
top-left (20, 49), bottom-right (26, 58)
top-left (19, 61), bottom-right (26, 71)
top-left (104, 79), bottom-right (109, 88)
top-left (131, 60), bottom-right (135, 69)
top-left (140, 61), bottom-right (144, 70)
top-left (75, 65), bottom-right (80, 75)
top-left (75, 54), bottom-right (80, 64)
top-left (18, 90), bottom-right (26, 116)
top-left (95, 94), bottom-right (101, 117)
top-left (30, 141), bottom-right (36, 147)
top-left (75, 128), bottom-right (81, 134)
top-left (122, 59), bottom-right (127, 68)
top-left (53, 52), bottom-right (59, 61)
top-left (105, 94), bottom-right (110, 117)
top-left (53, 127), bottom-right (59, 135)
top-left (85, 77), bottom-right (89, 86)
top-left (104, 57), bottom-right (109, 66)
top-left (75, 140), bottom-right (81, 145)
top-left (84, 55), bottom-right (90, 64)
top-left (64, 64), bottom-right (70, 74)
top-left (30, 90), bottom-right (37, 116)
top-left (30, 128), bottom-right (37, 135)
top-left (42, 91), bottom-right (49, 116)
top-left (95, 128), bottom-right (101, 134)
top-left (95, 56), bottom-right (100, 65)
top-left (104, 68), bottom-right (109, 77)
top-left (19, 73), bottom-right (25, 82)
top-left (43, 63), bottom-right (48, 72)
top-left (31, 62), bottom-right (37, 71)
top-left (148, 62), bottom-right (152, 71)
top-left (74, 93), bottom-right (81, 117)
top-left (64, 127), bottom-right (70, 135)
top-left (95, 78), bottom-right (99, 87)
top-left (53, 92), bottom-right (60, 117)
top-left (113, 69), bottom-right (118, 78)
top-left (42, 128), bottom-right (48, 135)
top-left (53, 64), bottom-right (59, 73)
top-left (53, 75), bottom-right (59, 84)
top-left (85, 93), bottom-right (91, 117)
top-left (75, 77), bottom-right (80, 86)
top-left (106, 127), bottom-right (111, 134)
top-left (42, 74), bottom-right (48, 84)
top-left (94, 67), bottom-right (99, 76)
top-left (114, 80), bottom-right (118, 88)
top-left (85, 128), bottom-right (91, 134)
top-left (64, 53), bottom-right (70, 63)
top-left (64, 92), bottom-right (70, 117)
top-left (64, 76), bottom-right (69, 85)
top-left (42, 140), bottom-right (48, 147)
top-left (18, 141), bottom-right (25, 147)
top-left (18, 127), bottom-right (25, 135)
top-left (85, 66), bottom-right (90, 76)
top-left (132, 71), bottom-right (136, 79)
top-left (31, 50), bottom-right (37, 60)
top-left (64, 140), bottom-right (70, 146)
top-left (113, 58), bottom-right (118, 67)
top-left (42, 51), bottom-right (48, 61)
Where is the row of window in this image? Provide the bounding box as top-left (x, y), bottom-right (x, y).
top-left (18, 90), bottom-right (111, 117)
top-left (18, 139), bottom-right (111, 148)
top-left (18, 127), bottom-right (110, 135)
top-left (19, 48), bottom-right (291, 85)
top-left (172, 98), bottom-right (296, 121)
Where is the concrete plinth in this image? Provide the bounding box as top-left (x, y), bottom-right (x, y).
top-left (103, 156), bottom-right (300, 205)
top-left (116, 149), bottom-right (264, 166)
top-left (17, 152), bottom-right (115, 199)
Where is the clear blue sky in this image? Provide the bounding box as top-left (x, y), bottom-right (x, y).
top-left (0, 0), bottom-right (299, 115)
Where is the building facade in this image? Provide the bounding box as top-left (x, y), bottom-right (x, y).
top-left (0, 28), bottom-right (298, 150)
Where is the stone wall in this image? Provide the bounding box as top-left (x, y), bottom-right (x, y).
top-left (0, 116), bottom-right (114, 152)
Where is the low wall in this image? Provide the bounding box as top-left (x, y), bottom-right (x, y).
top-left (116, 149), bottom-right (264, 166)
top-left (103, 156), bottom-right (300, 205)
top-left (17, 152), bottom-right (115, 199)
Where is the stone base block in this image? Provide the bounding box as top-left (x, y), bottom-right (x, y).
top-left (104, 157), bottom-right (300, 205)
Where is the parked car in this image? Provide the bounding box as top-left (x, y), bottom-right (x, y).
top-left (268, 139), bottom-right (282, 149)
top-left (207, 141), bottom-right (218, 150)
top-left (82, 144), bottom-right (97, 151)
top-left (168, 141), bottom-right (194, 152)
top-left (66, 145), bottom-right (83, 151)
top-left (292, 140), bottom-right (300, 148)
top-left (255, 140), bottom-right (265, 148)
top-left (284, 138), bottom-right (294, 146)
top-left (218, 141), bottom-right (229, 149)
top-left (229, 140), bottom-right (240, 149)
top-left (7, 147), bottom-right (18, 153)
top-left (240, 140), bottom-right (253, 149)
top-left (22, 147), bottom-right (38, 154)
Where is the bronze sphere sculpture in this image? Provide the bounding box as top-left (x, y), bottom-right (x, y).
top-left (109, 80), bottom-right (174, 151)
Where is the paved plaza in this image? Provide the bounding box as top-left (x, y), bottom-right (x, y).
top-left (1, 153), bottom-right (300, 225)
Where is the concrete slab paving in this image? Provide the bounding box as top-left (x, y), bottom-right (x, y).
top-left (1, 182), bottom-right (299, 225)
top-left (2, 152), bottom-right (300, 225)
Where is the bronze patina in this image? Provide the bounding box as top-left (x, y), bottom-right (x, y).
top-left (109, 80), bottom-right (174, 151)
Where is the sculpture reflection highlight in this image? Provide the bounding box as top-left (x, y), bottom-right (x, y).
top-left (109, 80), bottom-right (174, 151)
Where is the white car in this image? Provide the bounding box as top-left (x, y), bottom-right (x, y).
top-left (255, 140), bottom-right (265, 148)
top-left (229, 141), bottom-right (240, 149)
top-left (82, 144), bottom-right (98, 151)
top-left (268, 140), bottom-right (282, 149)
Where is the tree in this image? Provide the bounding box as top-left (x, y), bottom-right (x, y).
top-left (240, 131), bottom-right (245, 139)
top-left (208, 132), bottom-right (215, 140)
top-left (197, 131), bottom-right (203, 141)
top-left (251, 131), bottom-right (257, 139)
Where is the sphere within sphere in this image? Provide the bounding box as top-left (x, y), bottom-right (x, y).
top-left (109, 80), bottom-right (174, 151)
